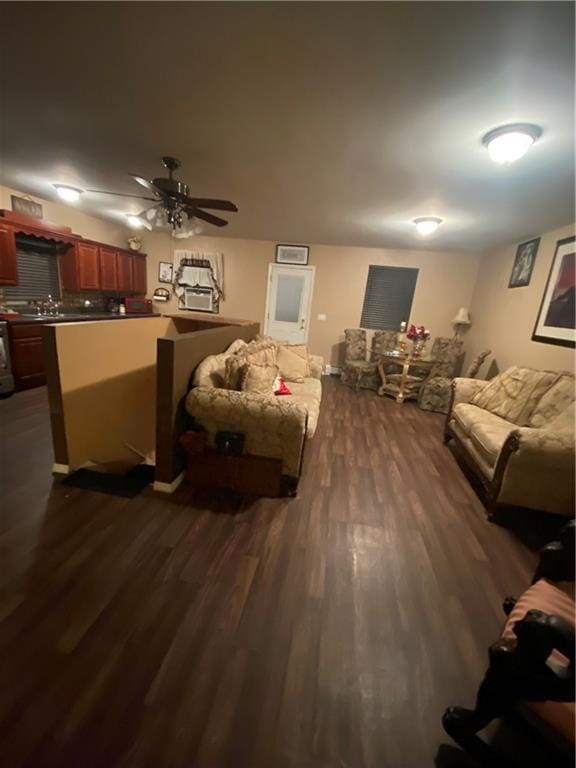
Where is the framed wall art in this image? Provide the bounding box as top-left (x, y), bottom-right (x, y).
top-left (508, 237), bottom-right (540, 288)
top-left (158, 261), bottom-right (174, 284)
top-left (532, 235), bottom-right (575, 348)
top-left (275, 244), bottom-right (309, 266)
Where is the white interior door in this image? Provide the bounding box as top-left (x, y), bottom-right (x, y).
top-left (264, 264), bottom-right (315, 343)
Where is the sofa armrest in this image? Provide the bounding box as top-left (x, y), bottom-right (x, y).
top-left (451, 377), bottom-right (487, 407)
top-left (497, 428), bottom-right (575, 516)
top-left (308, 354), bottom-right (325, 379)
top-left (185, 387), bottom-right (308, 478)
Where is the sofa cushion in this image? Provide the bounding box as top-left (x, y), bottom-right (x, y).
top-left (241, 362), bottom-right (279, 394)
top-left (546, 402), bottom-right (575, 434)
top-left (453, 403), bottom-right (511, 436)
top-left (225, 338), bottom-right (248, 355)
top-left (277, 345), bottom-right (308, 382)
top-left (529, 373), bottom-right (575, 428)
top-left (224, 342), bottom-right (277, 390)
top-left (192, 351), bottom-right (230, 388)
top-left (469, 419), bottom-right (515, 467)
top-left (471, 367), bottom-right (560, 425)
top-left (288, 379), bottom-right (322, 437)
top-left (502, 579), bottom-right (575, 745)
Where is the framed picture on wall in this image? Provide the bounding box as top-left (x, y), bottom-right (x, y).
top-left (158, 261), bottom-right (174, 283)
top-left (276, 244), bottom-right (309, 265)
top-left (532, 235), bottom-right (575, 348)
top-left (508, 237), bottom-right (540, 288)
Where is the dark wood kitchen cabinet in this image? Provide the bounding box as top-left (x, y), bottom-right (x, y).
top-left (60, 241), bottom-right (100, 291)
top-left (116, 251), bottom-right (133, 293)
top-left (0, 223), bottom-right (18, 286)
top-left (10, 324), bottom-right (46, 390)
top-left (99, 247), bottom-right (118, 291)
top-left (131, 255), bottom-right (147, 295)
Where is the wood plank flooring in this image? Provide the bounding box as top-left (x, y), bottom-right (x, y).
top-left (0, 380), bottom-right (546, 767)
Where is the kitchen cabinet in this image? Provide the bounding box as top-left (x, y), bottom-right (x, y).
top-left (99, 247), bottom-right (118, 291)
top-left (131, 255), bottom-right (147, 295)
top-left (116, 251), bottom-right (133, 293)
top-left (77, 243), bottom-right (100, 290)
top-left (0, 223), bottom-right (18, 286)
top-left (10, 324), bottom-right (45, 390)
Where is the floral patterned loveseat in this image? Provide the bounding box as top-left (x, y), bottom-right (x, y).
top-left (445, 367), bottom-right (575, 517)
top-left (185, 337), bottom-right (324, 484)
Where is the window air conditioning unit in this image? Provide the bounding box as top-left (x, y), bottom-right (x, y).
top-left (184, 286), bottom-right (214, 312)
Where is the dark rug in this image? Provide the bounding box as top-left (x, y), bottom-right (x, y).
top-left (62, 464), bottom-right (155, 498)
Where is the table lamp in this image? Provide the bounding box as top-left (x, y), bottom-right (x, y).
top-left (452, 307), bottom-right (471, 337)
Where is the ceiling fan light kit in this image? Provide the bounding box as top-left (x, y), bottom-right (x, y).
top-left (53, 184), bottom-right (83, 202)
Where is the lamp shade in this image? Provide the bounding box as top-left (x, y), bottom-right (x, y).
top-left (452, 307), bottom-right (471, 325)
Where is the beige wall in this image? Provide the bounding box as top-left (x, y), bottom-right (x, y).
top-left (465, 223), bottom-right (575, 375)
top-left (142, 231), bottom-right (481, 367)
top-left (0, 184), bottom-right (129, 247)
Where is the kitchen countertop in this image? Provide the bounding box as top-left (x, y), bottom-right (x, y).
top-left (6, 313), bottom-right (161, 324)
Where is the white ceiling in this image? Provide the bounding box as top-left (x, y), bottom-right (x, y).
top-left (1, 2), bottom-right (574, 252)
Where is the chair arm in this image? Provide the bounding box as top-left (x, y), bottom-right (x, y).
top-left (451, 377), bottom-right (487, 407)
top-left (308, 354), bottom-right (325, 379)
top-left (496, 428), bottom-right (575, 515)
top-left (185, 387), bottom-right (308, 477)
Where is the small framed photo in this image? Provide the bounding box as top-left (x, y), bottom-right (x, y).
top-left (276, 244), bottom-right (309, 266)
top-left (532, 235), bottom-right (575, 348)
top-left (508, 237), bottom-right (540, 288)
top-left (158, 261), bottom-right (174, 284)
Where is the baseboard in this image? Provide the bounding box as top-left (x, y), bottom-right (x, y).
top-left (153, 471), bottom-right (184, 494)
top-left (52, 463), bottom-right (70, 475)
top-left (324, 365), bottom-right (341, 375)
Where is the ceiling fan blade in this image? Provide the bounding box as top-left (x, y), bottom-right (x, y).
top-left (129, 174), bottom-right (157, 193)
top-left (187, 208), bottom-right (229, 227)
top-left (183, 197), bottom-right (238, 212)
top-left (87, 189), bottom-right (157, 201)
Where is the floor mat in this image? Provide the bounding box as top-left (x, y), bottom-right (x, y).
top-left (62, 464), bottom-right (155, 498)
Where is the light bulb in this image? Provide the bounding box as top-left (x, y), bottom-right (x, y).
top-left (483, 124), bottom-right (542, 165)
top-left (54, 184), bottom-right (82, 202)
top-left (413, 217), bottom-right (442, 236)
top-left (127, 215), bottom-right (144, 229)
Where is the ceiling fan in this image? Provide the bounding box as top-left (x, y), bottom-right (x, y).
top-left (88, 156), bottom-right (238, 231)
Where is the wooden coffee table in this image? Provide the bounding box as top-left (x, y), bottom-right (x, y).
top-left (377, 353), bottom-right (436, 403)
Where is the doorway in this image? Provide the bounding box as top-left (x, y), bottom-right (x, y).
top-left (264, 264), bottom-right (315, 344)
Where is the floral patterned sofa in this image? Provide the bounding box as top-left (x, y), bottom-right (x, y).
top-left (185, 337), bottom-right (324, 484)
top-left (445, 366), bottom-right (575, 517)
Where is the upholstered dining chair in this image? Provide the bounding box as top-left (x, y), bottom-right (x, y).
top-left (418, 347), bottom-right (491, 414)
top-left (341, 329), bottom-right (399, 391)
top-left (382, 336), bottom-right (463, 404)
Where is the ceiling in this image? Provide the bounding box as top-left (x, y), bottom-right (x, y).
top-left (1, 2), bottom-right (574, 252)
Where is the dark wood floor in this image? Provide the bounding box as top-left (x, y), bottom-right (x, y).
top-left (0, 379), bottom-right (544, 767)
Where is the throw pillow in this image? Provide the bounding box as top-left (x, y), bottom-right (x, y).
top-left (241, 363), bottom-right (279, 394)
top-left (529, 373), bottom-right (575, 428)
top-left (224, 342), bottom-right (277, 389)
top-left (226, 338), bottom-right (248, 355)
top-left (471, 366), bottom-right (561, 426)
top-left (192, 351), bottom-right (230, 388)
top-left (277, 345), bottom-right (307, 383)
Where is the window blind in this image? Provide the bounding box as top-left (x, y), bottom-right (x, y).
top-left (360, 265), bottom-right (418, 330)
top-left (3, 239), bottom-right (61, 304)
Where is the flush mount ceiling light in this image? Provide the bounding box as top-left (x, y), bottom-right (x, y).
top-left (413, 216), bottom-right (443, 236)
top-left (53, 184), bottom-right (83, 203)
top-left (482, 123), bottom-right (542, 165)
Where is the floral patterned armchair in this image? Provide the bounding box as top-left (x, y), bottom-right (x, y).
top-left (341, 329), bottom-right (398, 391)
top-left (419, 347), bottom-right (490, 414)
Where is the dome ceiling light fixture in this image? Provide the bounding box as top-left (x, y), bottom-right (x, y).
top-left (413, 216), bottom-right (443, 236)
top-left (53, 184), bottom-right (83, 202)
top-left (482, 123), bottom-right (542, 165)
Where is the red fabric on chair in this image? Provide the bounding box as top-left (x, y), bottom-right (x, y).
top-left (502, 578), bottom-right (575, 744)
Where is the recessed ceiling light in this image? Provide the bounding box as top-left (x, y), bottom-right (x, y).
top-left (482, 123), bottom-right (542, 165)
top-left (53, 184), bottom-right (83, 203)
top-left (126, 215), bottom-right (144, 229)
top-left (413, 216), bottom-right (443, 236)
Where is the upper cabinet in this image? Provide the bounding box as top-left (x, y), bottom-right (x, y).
top-left (99, 247), bottom-right (118, 291)
top-left (0, 223), bottom-right (18, 286)
top-left (116, 251), bottom-right (133, 293)
top-left (131, 255), bottom-right (147, 295)
top-left (77, 243), bottom-right (100, 290)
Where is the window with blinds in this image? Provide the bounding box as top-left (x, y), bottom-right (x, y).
top-left (360, 265), bottom-right (418, 330)
top-left (3, 238), bottom-right (61, 304)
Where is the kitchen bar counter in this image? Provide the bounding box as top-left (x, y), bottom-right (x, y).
top-left (6, 313), bottom-right (160, 324)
